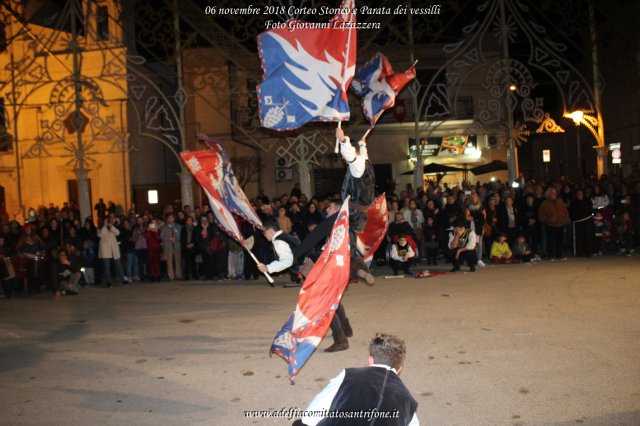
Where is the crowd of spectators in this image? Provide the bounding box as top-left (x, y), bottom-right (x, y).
top-left (0, 173), bottom-right (638, 299)
top-left (384, 174), bottom-right (639, 273)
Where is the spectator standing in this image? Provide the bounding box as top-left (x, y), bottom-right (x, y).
top-left (570, 189), bottom-right (594, 257)
top-left (180, 216), bottom-right (198, 280)
top-left (277, 206), bottom-right (292, 234)
top-left (290, 182), bottom-right (302, 198)
top-left (94, 198), bottom-right (107, 221)
top-left (520, 193), bottom-right (540, 258)
top-left (403, 200), bottom-right (424, 260)
top-left (194, 216), bottom-right (215, 280)
top-left (497, 196), bottom-right (519, 246)
top-left (98, 218), bottom-right (125, 287)
top-left (119, 219), bottom-right (136, 283)
top-left (81, 239), bottom-right (96, 286)
top-left (423, 216), bottom-right (439, 265)
top-left (538, 187), bottom-right (570, 260)
top-left (132, 216), bottom-right (148, 281)
top-left (227, 238), bottom-right (244, 280)
top-left (145, 219), bottom-right (162, 282)
top-left (160, 213), bottom-right (182, 280)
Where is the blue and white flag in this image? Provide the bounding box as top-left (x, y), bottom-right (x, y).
top-left (257, 0), bottom-right (356, 131)
top-left (351, 53), bottom-right (416, 126)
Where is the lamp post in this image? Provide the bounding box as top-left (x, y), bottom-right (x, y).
top-left (566, 110), bottom-right (584, 178)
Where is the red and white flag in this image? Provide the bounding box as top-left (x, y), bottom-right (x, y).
top-left (197, 134), bottom-right (262, 228)
top-left (271, 197), bottom-right (351, 383)
top-left (356, 194), bottom-right (389, 264)
top-left (180, 150), bottom-right (245, 245)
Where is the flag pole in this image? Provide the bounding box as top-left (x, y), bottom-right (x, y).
top-left (245, 248), bottom-right (275, 285)
top-left (361, 127), bottom-right (373, 141)
top-left (336, 0), bottom-right (352, 152)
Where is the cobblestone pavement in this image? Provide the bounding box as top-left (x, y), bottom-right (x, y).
top-left (1, 256), bottom-right (639, 425)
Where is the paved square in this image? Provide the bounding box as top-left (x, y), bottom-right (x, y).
top-left (1, 257), bottom-right (639, 425)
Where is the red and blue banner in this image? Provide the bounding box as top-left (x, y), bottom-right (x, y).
top-left (180, 150), bottom-right (246, 245)
top-left (197, 134), bottom-right (263, 228)
top-left (271, 198), bottom-right (351, 383)
top-left (356, 194), bottom-right (389, 264)
top-left (351, 53), bottom-right (416, 126)
top-left (257, 0), bottom-right (356, 131)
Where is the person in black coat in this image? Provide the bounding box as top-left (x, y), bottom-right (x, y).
top-left (294, 333), bottom-right (419, 426)
top-left (180, 216), bottom-right (198, 280)
top-left (496, 196), bottom-right (519, 246)
top-left (194, 216), bottom-right (215, 280)
top-left (570, 189), bottom-right (594, 257)
top-left (520, 193), bottom-right (540, 256)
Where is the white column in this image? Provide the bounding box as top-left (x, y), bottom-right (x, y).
top-left (74, 168), bottom-right (92, 221)
top-left (297, 161), bottom-right (312, 199)
top-left (178, 171), bottom-right (194, 209)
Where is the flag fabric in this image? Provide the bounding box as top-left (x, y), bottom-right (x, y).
top-left (356, 194), bottom-right (389, 264)
top-left (257, 0), bottom-right (356, 131)
top-left (350, 53), bottom-right (416, 126)
top-left (197, 134), bottom-right (263, 228)
top-left (180, 150), bottom-right (245, 245)
top-left (270, 197), bottom-right (351, 384)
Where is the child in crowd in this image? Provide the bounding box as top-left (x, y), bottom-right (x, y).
top-left (513, 235), bottom-right (533, 262)
top-left (490, 233), bottom-right (513, 264)
top-left (389, 235), bottom-right (415, 276)
top-left (423, 216), bottom-right (439, 265)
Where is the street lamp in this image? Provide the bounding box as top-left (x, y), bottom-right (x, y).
top-left (565, 110), bottom-right (584, 178)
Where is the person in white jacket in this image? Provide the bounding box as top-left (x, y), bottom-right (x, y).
top-left (98, 218), bottom-right (125, 287)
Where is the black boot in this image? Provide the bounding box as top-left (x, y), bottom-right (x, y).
top-left (325, 329), bottom-right (349, 352)
top-left (341, 317), bottom-right (353, 338)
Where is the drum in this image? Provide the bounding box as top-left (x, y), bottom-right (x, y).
top-left (0, 255), bottom-right (15, 279)
top-left (28, 254), bottom-right (46, 279)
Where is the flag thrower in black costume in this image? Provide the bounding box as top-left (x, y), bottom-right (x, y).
top-left (335, 127), bottom-right (375, 234)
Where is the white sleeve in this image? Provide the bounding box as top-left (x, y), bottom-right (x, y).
top-left (340, 137), bottom-right (367, 178)
top-left (407, 245), bottom-right (416, 259)
top-left (267, 239), bottom-right (294, 273)
top-left (408, 412), bottom-right (420, 426)
top-left (390, 244), bottom-right (401, 261)
top-left (448, 232), bottom-right (455, 249)
top-left (301, 369), bottom-right (345, 426)
top-left (349, 142), bottom-right (367, 178)
top-left (339, 136), bottom-right (356, 163)
top-left (465, 230), bottom-right (477, 250)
